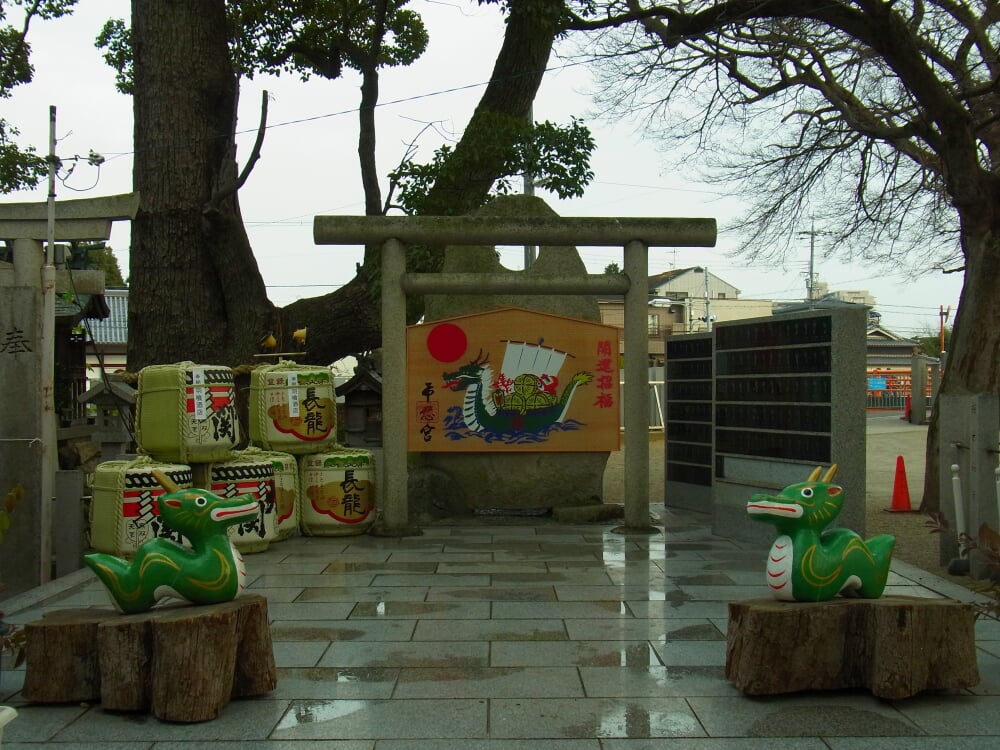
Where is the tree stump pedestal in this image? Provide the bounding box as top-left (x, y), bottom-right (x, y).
top-left (22, 594), bottom-right (276, 723)
top-left (726, 595), bottom-right (979, 699)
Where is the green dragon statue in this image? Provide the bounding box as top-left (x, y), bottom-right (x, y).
top-left (84, 470), bottom-right (258, 613)
top-left (747, 465), bottom-right (896, 602)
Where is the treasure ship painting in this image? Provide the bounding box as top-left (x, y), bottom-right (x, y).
top-left (407, 308), bottom-right (620, 452)
top-left (441, 341), bottom-right (593, 443)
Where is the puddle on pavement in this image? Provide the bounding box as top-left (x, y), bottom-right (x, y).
top-left (561, 702), bottom-right (703, 738)
top-left (665, 623), bottom-right (725, 640)
top-left (578, 642), bottom-right (659, 667)
top-left (278, 700), bottom-right (366, 728)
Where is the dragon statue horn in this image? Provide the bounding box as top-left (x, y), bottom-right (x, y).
top-left (807, 466), bottom-right (822, 482)
top-left (151, 469), bottom-right (181, 493)
top-left (823, 464), bottom-right (839, 482)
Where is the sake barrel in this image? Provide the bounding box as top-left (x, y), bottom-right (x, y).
top-left (299, 449), bottom-right (376, 535)
top-left (90, 458), bottom-right (192, 555)
top-left (239, 447), bottom-right (300, 540)
top-left (204, 453), bottom-right (277, 553)
top-left (249, 361), bottom-right (338, 454)
top-left (136, 362), bottom-right (239, 463)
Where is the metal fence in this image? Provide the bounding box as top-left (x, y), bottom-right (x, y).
top-left (621, 367), bottom-right (665, 430)
top-left (866, 393), bottom-right (908, 410)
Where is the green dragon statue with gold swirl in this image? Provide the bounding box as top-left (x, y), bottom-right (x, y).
top-left (747, 465), bottom-right (896, 602)
top-left (84, 470), bottom-right (258, 613)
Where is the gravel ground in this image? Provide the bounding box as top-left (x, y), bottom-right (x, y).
top-left (862, 412), bottom-right (973, 586)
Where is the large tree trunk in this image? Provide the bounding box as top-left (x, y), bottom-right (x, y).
top-left (277, 0), bottom-right (566, 363)
top-left (417, 0), bottom-right (564, 217)
top-left (280, 269), bottom-right (383, 364)
top-left (358, 0), bottom-right (388, 218)
top-left (128, 0), bottom-right (563, 368)
top-left (128, 0), bottom-right (273, 371)
top-left (920, 218), bottom-right (1000, 511)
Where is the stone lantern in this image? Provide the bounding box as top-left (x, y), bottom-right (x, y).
top-left (335, 354), bottom-right (383, 447)
top-left (78, 373), bottom-right (136, 460)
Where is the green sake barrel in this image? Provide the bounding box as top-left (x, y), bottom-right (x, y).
top-left (90, 457), bottom-right (192, 555)
top-left (249, 361), bottom-right (338, 454)
top-left (136, 362), bottom-right (239, 463)
top-left (299, 449), bottom-right (376, 535)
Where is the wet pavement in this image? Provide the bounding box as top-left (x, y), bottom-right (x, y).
top-left (1, 500), bottom-right (999, 748)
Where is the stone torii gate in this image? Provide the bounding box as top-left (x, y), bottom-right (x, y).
top-left (314, 214), bottom-right (717, 535)
top-left (0, 192), bottom-right (138, 594)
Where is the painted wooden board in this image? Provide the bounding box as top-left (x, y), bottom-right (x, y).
top-left (407, 307), bottom-right (620, 452)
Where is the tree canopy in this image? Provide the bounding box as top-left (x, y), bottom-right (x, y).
top-left (74, 241), bottom-right (126, 287)
top-left (567, 2), bottom-right (971, 269)
top-left (388, 116), bottom-right (594, 215)
top-left (99, 0), bottom-right (431, 217)
top-left (0, 0), bottom-right (76, 192)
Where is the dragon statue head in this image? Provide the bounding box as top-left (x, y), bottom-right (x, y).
top-left (747, 464), bottom-right (843, 532)
top-left (151, 469), bottom-right (258, 538)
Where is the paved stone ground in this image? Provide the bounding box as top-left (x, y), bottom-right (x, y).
top-left (3, 497), bottom-right (998, 746)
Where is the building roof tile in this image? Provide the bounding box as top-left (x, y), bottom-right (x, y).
top-left (86, 288), bottom-right (128, 345)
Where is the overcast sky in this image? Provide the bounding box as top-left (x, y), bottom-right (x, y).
top-left (5, 0), bottom-right (963, 338)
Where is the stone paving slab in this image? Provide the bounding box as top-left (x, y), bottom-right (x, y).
top-left (0, 501), bottom-right (996, 746)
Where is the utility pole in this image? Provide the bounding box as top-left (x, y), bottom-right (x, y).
top-left (40, 106), bottom-right (57, 583)
top-left (523, 104), bottom-right (536, 269)
top-left (806, 222), bottom-right (816, 300)
top-left (703, 266), bottom-right (712, 331)
top-left (798, 221), bottom-right (821, 301)
top-left (939, 305), bottom-right (951, 354)
top-left (807, 231), bottom-right (815, 300)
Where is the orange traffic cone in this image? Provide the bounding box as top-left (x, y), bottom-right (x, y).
top-left (886, 455), bottom-right (915, 512)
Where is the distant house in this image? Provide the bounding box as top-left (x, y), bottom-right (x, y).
top-left (865, 323), bottom-right (930, 408)
top-left (84, 287), bottom-right (128, 382)
top-left (648, 267), bottom-right (741, 301)
top-left (810, 282), bottom-right (876, 307)
top-left (866, 323), bottom-right (920, 369)
top-left (598, 267), bottom-right (771, 364)
top-left (646, 267), bottom-right (771, 336)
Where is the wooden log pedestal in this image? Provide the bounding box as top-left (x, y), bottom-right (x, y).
top-left (726, 596), bottom-right (980, 699)
top-left (21, 594), bottom-right (276, 723)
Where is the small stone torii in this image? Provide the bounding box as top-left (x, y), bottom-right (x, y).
top-left (313, 214), bottom-right (717, 535)
top-left (0, 192), bottom-right (138, 588)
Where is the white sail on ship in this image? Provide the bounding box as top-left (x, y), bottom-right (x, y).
top-left (499, 340), bottom-right (577, 421)
top-left (500, 340), bottom-right (570, 378)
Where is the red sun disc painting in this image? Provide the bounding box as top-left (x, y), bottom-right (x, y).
top-left (426, 322), bottom-right (468, 363)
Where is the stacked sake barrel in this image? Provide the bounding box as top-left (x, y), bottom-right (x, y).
top-left (88, 360), bottom-right (377, 557)
top-left (90, 457), bottom-right (194, 555)
top-left (249, 360), bottom-right (376, 537)
top-left (90, 362), bottom-right (250, 556)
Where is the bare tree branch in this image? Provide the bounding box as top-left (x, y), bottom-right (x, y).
top-left (205, 89), bottom-right (269, 214)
